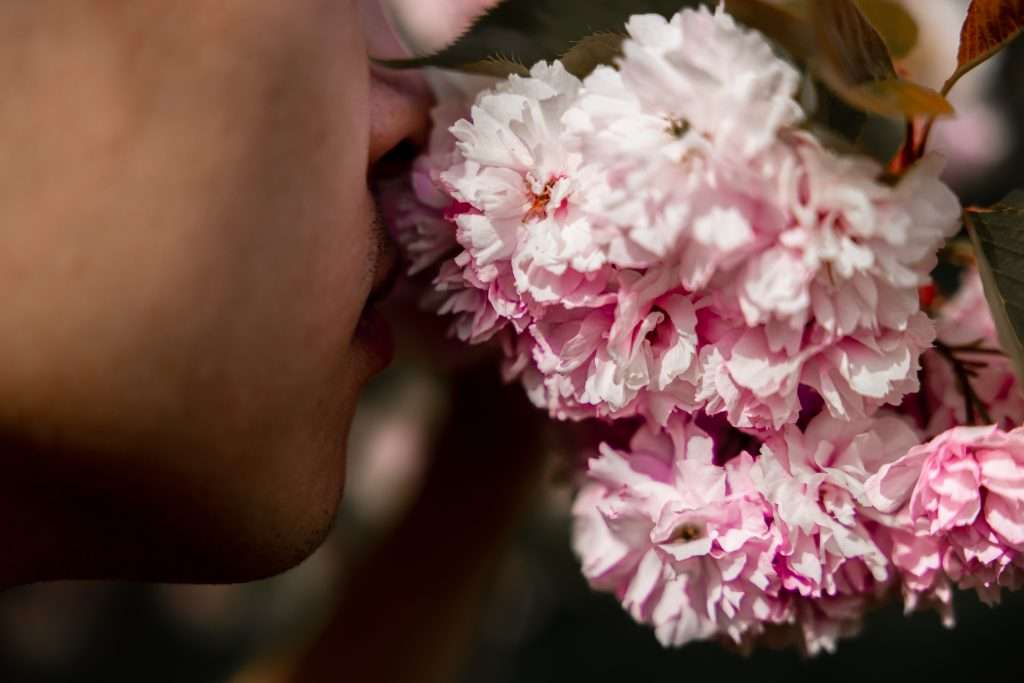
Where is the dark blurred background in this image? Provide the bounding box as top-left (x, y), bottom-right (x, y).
top-left (3, 1), bottom-right (1023, 681)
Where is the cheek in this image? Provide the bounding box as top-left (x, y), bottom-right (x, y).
top-left (5, 1), bottom-right (377, 476)
top-left (201, 0), bottom-right (377, 442)
top-left (0, 0), bottom-right (377, 581)
top-left (127, 5), bottom-right (378, 573)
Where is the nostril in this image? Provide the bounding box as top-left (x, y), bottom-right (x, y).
top-left (374, 138), bottom-right (421, 178)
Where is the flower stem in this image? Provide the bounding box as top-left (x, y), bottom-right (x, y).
top-left (935, 341), bottom-right (995, 425)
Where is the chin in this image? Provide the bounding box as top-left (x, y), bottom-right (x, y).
top-left (56, 425), bottom-right (352, 585)
top-left (122, 470), bottom-right (345, 584)
top-left (204, 444), bottom-right (349, 583)
top-left (16, 350), bottom-right (361, 585)
top-left (168, 383), bottom-right (356, 583)
top-left (190, 509), bottom-right (340, 584)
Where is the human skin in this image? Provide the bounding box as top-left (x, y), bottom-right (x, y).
top-left (0, 0), bottom-right (430, 584)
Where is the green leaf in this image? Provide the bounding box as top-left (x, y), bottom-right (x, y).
top-left (722, 0), bottom-right (814, 59)
top-left (964, 191), bottom-right (1024, 385)
top-left (807, 76), bottom-right (868, 144)
top-left (840, 78), bottom-right (955, 118)
top-left (943, 0), bottom-right (1024, 95)
top-left (378, 0), bottom-right (703, 72)
top-left (852, 0), bottom-right (919, 58)
top-left (811, 0), bottom-right (952, 118)
top-left (560, 32), bottom-right (626, 78)
top-left (814, 0), bottom-right (896, 83)
top-left (458, 57), bottom-right (529, 78)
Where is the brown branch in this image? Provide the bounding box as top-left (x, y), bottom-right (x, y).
top-left (935, 341), bottom-right (994, 425)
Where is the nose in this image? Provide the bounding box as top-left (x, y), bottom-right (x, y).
top-left (362, 0), bottom-right (432, 168)
top-left (368, 68), bottom-right (432, 168)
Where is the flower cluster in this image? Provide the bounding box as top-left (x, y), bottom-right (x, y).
top-left (386, 4), bottom-right (1024, 654)
top-left (572, 409), bottom-right (910, 654)
top-left (574, 411), bottom-right (1024, 653)
top-left (395, 5), bottom-right (959, 431)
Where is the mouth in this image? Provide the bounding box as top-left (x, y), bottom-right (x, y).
top-left (365, 202), bottom-right (401, 310)
top-left (355, 147), bottom-right (418, 368)
top-left (364, 140), bottom-right (420, 311)
top-left (354, 201), bottom-right (399, 367)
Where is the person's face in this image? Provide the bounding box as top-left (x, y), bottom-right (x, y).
top-left (0, 0), bottom-right (429, 581)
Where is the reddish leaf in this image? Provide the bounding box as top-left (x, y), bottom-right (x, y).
top-left (723, 0), bottom-right (813, 58)
top-left (945, 0), bottom-right (1024, 94)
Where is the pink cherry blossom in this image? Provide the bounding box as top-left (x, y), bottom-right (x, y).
top-left (615, 7), bottom-right (803, 159)
top-left (867, 425), bottom-right (1024, 605)
top-left (563, 9), bottom-right (802, 271)
top-left (572, 415), bottom-right (788, 647)
top-left (443, 61), bottom-right (613, 305)
top-left (431, 259), bottom-right (513, 344)
top-left (572, 411), bottom-right (921, 652)
top-left (511, 269), bottom-right (701, 423)
top-left (734, 139), bottom-right (959, 335)
top-left (753, 412), bottom-right (921, 598)
top-left (698, 309), bottom-right (935, 430)
top-left (378, 171), bottom-right (457, 276)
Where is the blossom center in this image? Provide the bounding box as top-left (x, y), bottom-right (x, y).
top-left (665, 116), bottom-right (690, 138)
top-left (670, 521), bottom-right (705, 543)
top-left (523, 176), bottom-right (562, 222)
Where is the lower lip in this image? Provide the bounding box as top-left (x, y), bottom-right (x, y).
top-left (355, 306), bottom-right (395, 372)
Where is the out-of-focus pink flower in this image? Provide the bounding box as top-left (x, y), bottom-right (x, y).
top-left (867, 425), bottom-right (1024, 605)
top-left (898, 0), bottom-right (1012, 183)
top-left (877, 526), bottom-right (955, 625)
top-left (384, 0), bottom-right (500, 54)
top-left (918, 270), bottom-right (1024, 436)
top-left (572, 416), bottom-right (788, 646)
top-left (786, 594), bottom-right (872, 656)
